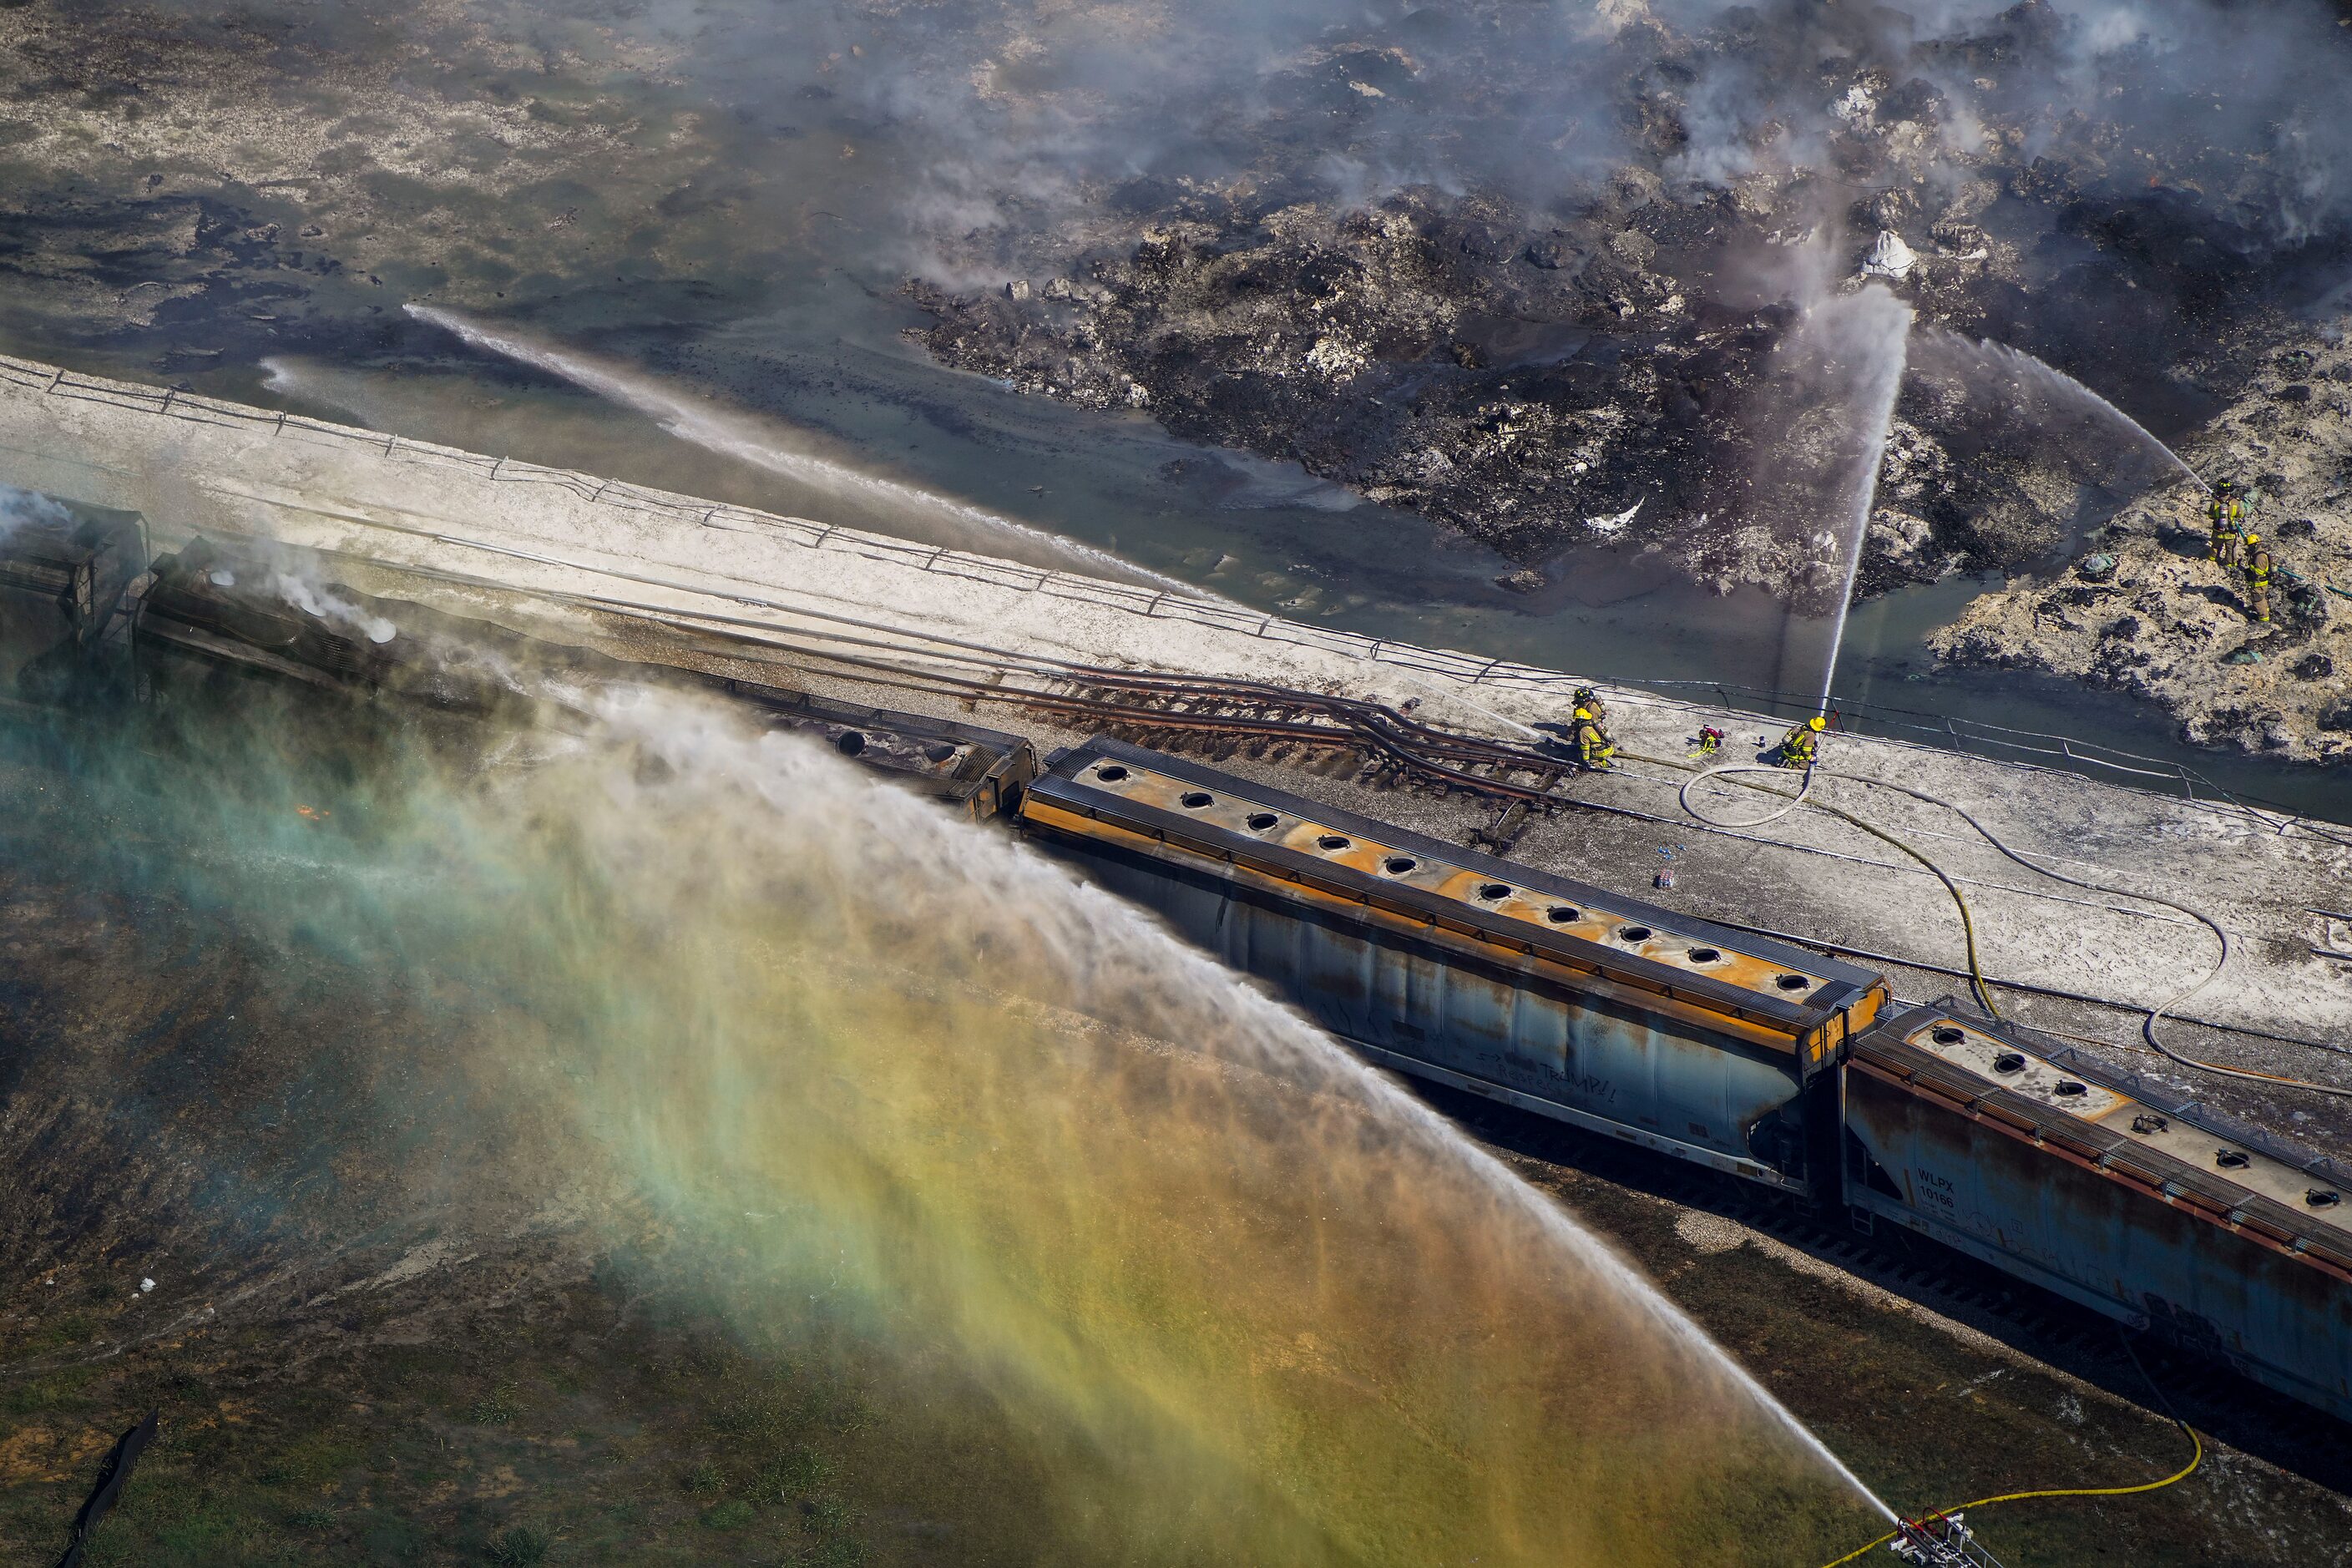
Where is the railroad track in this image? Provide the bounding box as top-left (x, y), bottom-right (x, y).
top-left (1044, 670), bottom-right (1576, 802)
top-left (666, 615), bottom-right (1589, 806)
top-left (266, 553), bottom-right (2348, 1080)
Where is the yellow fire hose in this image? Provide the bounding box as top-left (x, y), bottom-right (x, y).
top-left (1646, 755), bottom-right (2002, 1016)
top-left (1814, 1419), bottom-right (2203, 1567)
top-left (1629, 750), bottom-right (2352, 1100)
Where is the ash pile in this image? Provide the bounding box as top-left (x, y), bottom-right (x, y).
top-left (900, 0), bottom-right (2352, 610)
top-left (1934, 351), bottom-right (2352, 762)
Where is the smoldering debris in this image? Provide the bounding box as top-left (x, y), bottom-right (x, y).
top-left (890, 0), bottom-right (2352, 591)
top-left (6, 1), bottom-right (2347, 604)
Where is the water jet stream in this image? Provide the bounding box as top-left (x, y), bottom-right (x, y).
top-left (26, 667), bottom-right (1897, 1562)
top-left (1815, 293), bottom-right (1913, 713)
top-left (1909, 326), bottom-right (2209, 495)
top-left (1748, 283), bottom-right (1915, 713)
top-left (402, 304), bottom-right (1204, 594)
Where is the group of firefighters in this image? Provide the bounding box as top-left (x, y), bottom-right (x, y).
top-left (2204, 476), bottom-right (2278, 624)
top-left (1545, 691), bottom-right (1824, 774)
top-left (1541, 473), bottom-right (2290, 780)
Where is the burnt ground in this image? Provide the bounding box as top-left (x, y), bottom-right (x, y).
top-left (903, 3), bottom-right (2352, 607)
top-left (0, 0), bottom-right (2342, 755)
top-left (904, 172), bottom-right (2325, 602)
top-left (1930, 344), bottom-right (2352, 763)
top-left (4, 710), bottom-right (2351, 1567)
top-left (0, 733), bottom-right (1095, 1568)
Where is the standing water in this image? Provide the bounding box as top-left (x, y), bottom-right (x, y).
top-left (17, 666), bottom-right (1899, 1563)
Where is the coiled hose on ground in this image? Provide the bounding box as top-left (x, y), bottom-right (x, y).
top-left (1646, 751), bottom-right (2352, 1101)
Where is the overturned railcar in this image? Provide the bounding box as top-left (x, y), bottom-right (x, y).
top-left (135, 537), bottom-right (614, 720)
top-left (1019, 736), bottom-right (1889, 1195)
top-left (131, 537), bottom-right (1035, 819)
top-left (690, 677), bottom-right (1034, 822)
top-left (0, 498), bottom-right (143, 708)
top-left (1844, 1003), bottom-right (2352, 1424)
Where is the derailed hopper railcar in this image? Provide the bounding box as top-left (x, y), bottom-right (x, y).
top-left (1017, 736), bottom-right (1890, 1196)
top-left (131, 537), bottom-right (1035, 819)
top-left (0, 496), bottom-right (144, 710)
top-left (1015, 737), bottom-right (2352, 1428)
top-left (134, 536), bottom-right (600, 722)
top-left (1844, 1002), bottom-right (2352, 1424)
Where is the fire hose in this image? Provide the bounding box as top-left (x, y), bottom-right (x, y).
top-left (1817, 1423), bottom-right (2203, 1568)
top-left (1814, 1336), bottom-right (2204, 1568)
top-left (1667, 758), bottom-right (2000, 1018)
top-left (1653, 755), bottom-right (2352, 1101)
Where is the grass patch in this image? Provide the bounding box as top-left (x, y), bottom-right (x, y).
top-left (258, 1437), bottom-right (362, 1490)
top-left (466, 1381), bottom-right (522, 1426)
top-left (754, 1445), bottom-right (831, 1502)
top-left (0, 1363), bottom-right (100, 1415)
top-left (22, 1312), bottom-right (94, 1352)
top-left (803, 1495), bottom-right (858, 1536)
top-left (86, 1486), bottom-right (291, 1568)
top-left (485, 1523), bottom-right (549, 1565)
top-left (700, 1499), bottom-right (755, 1531)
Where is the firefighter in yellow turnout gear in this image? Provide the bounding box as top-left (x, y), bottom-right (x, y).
top-left (2208, 479), bottom-right (2246, 566)
top-left (1780, 714), bottom-right (1826, 769)
top-left (1571, 706), bottom-right (1615, 771)
top-left (2242, 533), bottom-right (2273, 624)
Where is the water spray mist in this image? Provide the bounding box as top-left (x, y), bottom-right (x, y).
top-left (9, 661), bottom-right (1899, 1564)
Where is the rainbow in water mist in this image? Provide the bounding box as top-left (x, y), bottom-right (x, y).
top-left (28, 665), bottom-right (1893, 1564)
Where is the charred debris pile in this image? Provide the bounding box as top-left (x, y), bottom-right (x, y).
top-left (905, 0), bottom-right (2352, 605)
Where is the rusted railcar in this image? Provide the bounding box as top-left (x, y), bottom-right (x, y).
top-left (129, 537), bottom-right (1034, 819)
top-left (12, 488), bottom-right (2342, 1429)
top-left (0, 496), bottom-right (143, 708)
top-left (1844, 1002), bottom-right (2352, 1424)
top-left (1018, 736), bottom-right (1889, 1196)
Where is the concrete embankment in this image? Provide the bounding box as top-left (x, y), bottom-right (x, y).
top-left (2, 352), bottom-right (2348, 1146)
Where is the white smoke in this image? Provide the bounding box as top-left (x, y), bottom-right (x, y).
top-left (0, 483), bottom-right (73, 543)
top-left (271, 569), bottom-right (398, 645)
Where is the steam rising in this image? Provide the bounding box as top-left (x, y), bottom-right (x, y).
top-left (26, 665), bottom-right (1894, 1561)
top-left (272, 569), bottom-right (399, 645)
top-left (148, 0), bottom-right (2346, 274)
top-left (0, 483), bottom-right (71, 541)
